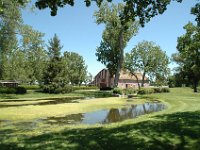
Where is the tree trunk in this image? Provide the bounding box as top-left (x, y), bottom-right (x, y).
top-left (114, 30), bottom-right (124, 88)
top-left (141, 72), bottom-right (146, 87)
top-left (193, 80), bottom-right (198, 93)
top-left (132, 73), bottom-right (140, 89)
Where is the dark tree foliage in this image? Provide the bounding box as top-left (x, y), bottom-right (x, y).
top-left (0, 0), bottom-right (27, 17)
top-left (96, 41), bottom-right (119, 77)
top-left (35, 0), bottom-right (183, 26)
top-left (43, 34), bottom-right (63, 85)
top-left (191, 3), bottom-right (200, 26)
top-left (173, 22), bottom-right (200, 92)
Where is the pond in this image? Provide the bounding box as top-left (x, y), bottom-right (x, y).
top-left (43, 102), bottom-right (166, 125)
top-left (0, 96), bottom-right (84, 108)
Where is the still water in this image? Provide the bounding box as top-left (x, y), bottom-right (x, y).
top-left (44, 102), bottom-right (166, 125)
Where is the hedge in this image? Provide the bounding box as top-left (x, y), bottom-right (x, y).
top-left (0, 87), bottom-right (27, 94)
top-left (138, 87), bottom-right (170, 95)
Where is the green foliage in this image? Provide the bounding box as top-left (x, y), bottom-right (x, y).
top-left (113, 88), bottom-right (123, 95)
top-left (138, 88), bottom-right (154, 95)
top-left (0, 87), bottom-right (16, 94)
top-left (191, 3), bottom-right (200, 26)
top-left (19, 85), bottom-right (40, 90)
top-left (124, 41), bottom-right (170, 87)
top-left (138, 87), bottom-right (170, 95)
top-left (35, 0), bottom-right (183, 27)
top-left (123, 88), bottom-right (137, 95)
top-left (15, 86), bottom-right (27, 94)
top-left (63, 51), bottom-right (87, 85)
top-left (95, 2), bottom-right (139, 87)
top-left (173, 22), bottom-right (200, 92)
top-left (73, 86), bottom-right (98, 91)
top-left (42, 84), bottom-right (74, 94)
top-left (43, 34), bottom-right (65, 89)
top-left (0, 87), bottom-right (26, 94)
top-left (161, 87), bottom-right (170, 93)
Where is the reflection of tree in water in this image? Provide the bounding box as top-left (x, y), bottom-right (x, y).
top-left (104, 105), bottom-right (140, 123)
top-left (45, 113), bottom-right (84, 125)
top-left (104, 109), bottom-right (121, 123)
top-left (103, 103), bottom-right (166, 124)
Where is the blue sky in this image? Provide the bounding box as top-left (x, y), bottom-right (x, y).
top-left (22, 0), bottom-right (197, 76)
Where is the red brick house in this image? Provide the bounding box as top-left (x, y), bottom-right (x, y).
top-left (94, 69), bottom-right (149, 89)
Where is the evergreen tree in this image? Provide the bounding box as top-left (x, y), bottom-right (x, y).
top-left (44, 34), bottom-right (63, 85)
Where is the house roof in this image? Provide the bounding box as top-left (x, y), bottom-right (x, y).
top-left (119, 71), bottom-right (149, 81)
top-left (94, 69), bottom-right (149, 81)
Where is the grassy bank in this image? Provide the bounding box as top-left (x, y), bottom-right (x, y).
top-left (0, 88), bottom-right (199, 150)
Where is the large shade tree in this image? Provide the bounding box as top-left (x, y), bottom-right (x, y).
top-left (95, 2), bottom-right (139, 87)
top-left (124, 41), bottom-right (170, 88)
top-left (0, 0), bottom-right (23, 79)
top-left (173, 22), bottom-right (200, 92)
top-left (20, 25), bottom-right (48, 84)
top-left (62, 51), bottom-right (87, 85)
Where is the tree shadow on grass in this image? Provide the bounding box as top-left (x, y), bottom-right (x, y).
top-left (1, 111), bottom-right (200, 150)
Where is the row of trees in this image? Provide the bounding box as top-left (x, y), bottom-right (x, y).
top-left (0, 2), bottom-right (88, 93)
top-left (43, 34), bottom-right (88, 93)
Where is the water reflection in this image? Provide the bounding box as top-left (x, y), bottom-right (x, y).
top-left (43, 102), bottom-right (167, 125)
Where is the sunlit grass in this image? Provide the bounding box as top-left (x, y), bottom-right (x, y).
top-left (0, 88), bottom-right (199, 150)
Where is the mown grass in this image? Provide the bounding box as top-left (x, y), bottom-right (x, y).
top-left (0, 88), bottom-right (199, 150)
top-left (0, 89), bottom-right (112, 100)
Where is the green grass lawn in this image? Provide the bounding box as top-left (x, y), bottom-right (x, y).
top-left (0, 88), bottom-right (199, 150)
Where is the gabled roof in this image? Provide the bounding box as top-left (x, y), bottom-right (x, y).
top-left (94, 68), bottom-right (149, 81)
top-left (119, 70), bottom-right (149, 81)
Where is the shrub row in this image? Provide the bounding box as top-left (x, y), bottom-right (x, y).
top-left (42, 84), bottom-right (74, 94)
top-left (19, 85), bottom-right (41, 90)
top-left (123, 88), bottom-right (138, 95)
top-left (113, 88), bottom-right (123, 95)
top-left (73, 86), bottom-right (98, 91)
top-left (138, 87), bottom-right (170, 95)
top-left (112, 87), bottom-right (170, 95)
top-left (0, 87), bottom-right (27, 94)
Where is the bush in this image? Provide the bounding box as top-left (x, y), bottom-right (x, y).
top-left (62, 85), bottom-right (74, 93)
top-left (153, 87), bottom-right (170, 93)
top-left (138, 88), bottom-right (154, 95)
top-left (73, 86), bottom-right (98, 91)
top-left (161, 87), bottom-right (170, 93)
top-left (123, 88), bottom-right (137, 95)
top-left (19, 85), bottom-right (40, 90)
top-left (153, 87), bottom-right (162, 93)
top-left (42, 84), bottom-right (55, 93)
top-left (0, 87), bottom-right (27, 94)
top-left (0, 87), bottom-right (16, 94)
top-left (113, 88), bottom-right (123, 95)
top-left (15, 87), bottom-right (27, 94)
top-left (42, 84), bottom-right (74, 94)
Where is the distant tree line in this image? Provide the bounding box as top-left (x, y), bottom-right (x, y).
top-left (0, 1), bottom-right (88, 93)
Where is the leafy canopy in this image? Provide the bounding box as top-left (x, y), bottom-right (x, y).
top-left (35, 0), bottom-right (183, 26)
top-left (124, 41), bottom-right (170, 86)
top-left (173, 22), bottom-right (200, 92)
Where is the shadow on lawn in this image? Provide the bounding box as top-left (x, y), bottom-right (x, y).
top-left (1, 111), bottom-right (200, 150)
